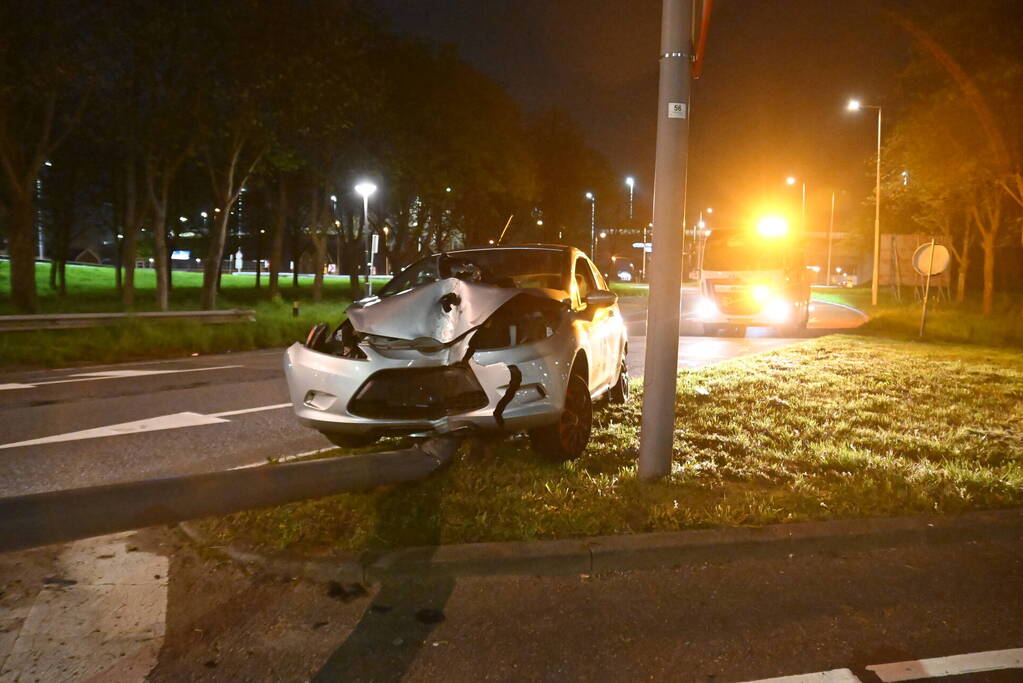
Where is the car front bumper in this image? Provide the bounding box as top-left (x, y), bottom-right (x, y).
top-left (283, 329), bottom-right (577, 438)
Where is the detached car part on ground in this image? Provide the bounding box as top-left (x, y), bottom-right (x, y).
top-left (284, 246), bottom-right (629, 460)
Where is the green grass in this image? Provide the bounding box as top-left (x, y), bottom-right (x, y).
top-left (0, 262), bottom-right (374, 367)
top-left (610, 282), bottom-right (649, 297)
top-left (812, 285), bottom-right (1023, 348)
top-left (197, 335), bottom-right (1023, 554)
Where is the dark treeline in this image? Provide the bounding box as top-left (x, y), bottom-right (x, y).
top-left (0, 0), bottom-right (618, 312)
top-left (881, 0), bottom-right (1023, 314)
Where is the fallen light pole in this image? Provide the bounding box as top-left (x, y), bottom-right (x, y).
top-left (638, 0), bottom-right (693, 480)
top-left (0, 437), bottom-right (459, 554)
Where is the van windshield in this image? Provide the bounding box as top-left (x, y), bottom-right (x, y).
top-left (702, 233), bottom-right (785, 271)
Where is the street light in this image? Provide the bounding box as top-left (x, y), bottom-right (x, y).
top-left (355, 181), bottom-right (378, 295)
top-left (847, 97), bottom-right (883, 306)
top-left (625, 176), bottom-right (635, 221)
top-left (785, 176), bottom-right (807, 228)
top-left (584, 191), bottom-right (596, 257)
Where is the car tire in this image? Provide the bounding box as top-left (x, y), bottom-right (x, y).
top-left (529, 373), bottom-right (592, 461)
top-left (323, 432), bottom-right (379, 449)
top-left (607, 358), bottom-right (630, 404)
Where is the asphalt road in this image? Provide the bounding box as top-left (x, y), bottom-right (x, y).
top-left (0, 297), bottom-right (865, 498)
top-left (15, 517), bottom-right (1010, 683)
top-left (4, 299), bottom-right (1021, 683)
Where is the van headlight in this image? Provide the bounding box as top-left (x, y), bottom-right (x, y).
top-left (751, 284), bottom-right (772, 303)
top-left (695, 297), bottom-right (719, 321)
top-left (764, 298), bottom-right (791, 323)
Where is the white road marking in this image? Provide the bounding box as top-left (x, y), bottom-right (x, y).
top-left (742, 668), bottom-right (861, 683)
top-left (867, 648), bottom-right (1023, 681)
top-left (0, 365), bottom-right (242, 391)
top-left (230, 445), bottom-right (335, 470)
top-left (0, 532), bottom-right (167, 682)
top-left (0, 401), bottom-right (294, 450)
top-left (209, 402), bottom-right (292, 418)
top-left (0, 412), bottom-right (228, 450)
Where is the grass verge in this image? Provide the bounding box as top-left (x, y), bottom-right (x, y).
top-left (0, 262), bottom-right (361, 367)
top-left (197, 335), bottom-right (1023, 554)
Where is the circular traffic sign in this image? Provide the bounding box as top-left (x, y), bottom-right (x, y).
top-left (912, 243), bottom-right (950, 276)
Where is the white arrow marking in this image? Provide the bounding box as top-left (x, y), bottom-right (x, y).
top-left (867, 648), bottom-right (1023, 682)
top-left (0, 365), bottom-right (242, 391)
top-left (0, 402), bottom-right (293, 450)
top-left (0, 412), bottom-right (228, 450)
top-left (209, 402), bottom-right (292, 418)
top-left (742, 669), bottom-right (861, 683)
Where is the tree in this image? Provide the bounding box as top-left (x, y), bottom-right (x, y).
top-left (0, 1), bottom-right (94, 311)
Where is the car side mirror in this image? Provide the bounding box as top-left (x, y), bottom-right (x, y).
top-left (585, 290), bottom-right (617, 308)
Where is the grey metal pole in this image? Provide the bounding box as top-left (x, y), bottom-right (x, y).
top-left (801, 182), bottom-right (806, 228)
top-left (871, 107), bottom-right (882, 306)
top-left (590, 196), bottom-right (596, 257)
top-left (638, 0), bottom-right (691, 481)
top-left (364, 194), bottom-right (372, 296)
top-left (826, 191), bottom-right (835, 285)
top-left (641, 223), bottom-right (648, 282)
top-left (919, 237), bottom-right (936, 338)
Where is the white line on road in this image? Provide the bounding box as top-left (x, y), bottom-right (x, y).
top-left (867, 647), bottom-right (1023, 682)
top-left (210, 402), bottom-right (292, 418)
top-left (0, 402), bottom-right (292, 450)
top-left (0, 365), bottom-right (242, 391)
top-left (229, 445), bottom-right (335, 470)
top-left (742, 668), bottom-right (862, 683)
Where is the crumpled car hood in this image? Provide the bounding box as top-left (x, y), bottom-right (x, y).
top-left (347, 278), bottom-right (563, 344)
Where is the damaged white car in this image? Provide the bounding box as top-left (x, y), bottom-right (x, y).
top-left (284, 245), bottom-right (629, 460)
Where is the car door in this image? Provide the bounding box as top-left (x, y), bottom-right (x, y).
top-left (587, 259), bottom-right (622, 390)
top-left (572, 256), bottom-right (604, 393)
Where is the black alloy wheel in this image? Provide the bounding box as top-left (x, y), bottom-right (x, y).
top-left (529, 373), bottom-right (592, 461)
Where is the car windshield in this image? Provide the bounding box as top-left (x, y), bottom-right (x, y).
top-left (376, 249), bottom-right (567, 297)
top-left (702, 232), bottom-right (785, 271)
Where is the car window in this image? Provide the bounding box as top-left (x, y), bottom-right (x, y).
top-left (377, 249), bottom-right (567, 298)
top-left (574, 257), bottom-right (596, 305)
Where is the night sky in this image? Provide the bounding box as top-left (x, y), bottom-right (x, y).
top-left (372, 1), bottom-right (914, 231)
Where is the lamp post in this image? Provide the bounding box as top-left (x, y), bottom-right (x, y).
top-left (642, 222), bottom-right (651, 282)
top-left (786, 176), bottom-right (806, 229)
top-left (847, 98), bottom-right (882, 306)
top-left (827, 191), bottom-right (836, 286)
top-left (585, 191), bottom-right (596, 257)
top-left (625, 176), bottom-right (635, 221)
top-left (354, 181), bottom-right (377, 295)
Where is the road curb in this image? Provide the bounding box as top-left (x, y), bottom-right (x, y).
top-left (179, 508), bottom-right (1023, 586)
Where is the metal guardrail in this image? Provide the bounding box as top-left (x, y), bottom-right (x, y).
top-left (0, 309), bottom-right (256, 332)
top-left (0, 437), bottom-right (460, 553)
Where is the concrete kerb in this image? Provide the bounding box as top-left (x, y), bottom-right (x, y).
top-left (179, 508), bottom-right (1023, 586)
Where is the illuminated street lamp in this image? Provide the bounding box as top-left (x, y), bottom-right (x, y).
top-left (624, 176), bottom-right (635, 221)
top-left (355, 181), bottom-right (378, 295)
top-left (585, 191), bottom-right (596, 257)
top-left (847, 97), bottom-right (883, 306)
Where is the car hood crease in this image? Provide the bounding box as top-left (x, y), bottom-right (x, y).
top-left (347, 278), bottom-right (535, 344)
